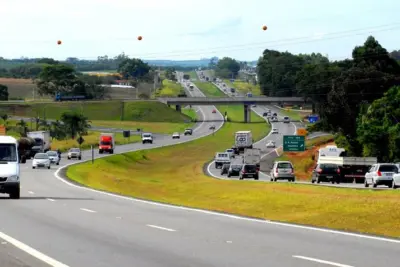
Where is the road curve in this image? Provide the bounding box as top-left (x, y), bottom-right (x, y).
top-left (0, 76), bottom-right (398, 267)
top-left (207, 79), bottom-right (394, 190)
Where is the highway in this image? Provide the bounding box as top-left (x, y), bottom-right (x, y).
top-left (0, 74), bottom-right (398, 267)
top-left (205, 79), bottom-right (394, 190)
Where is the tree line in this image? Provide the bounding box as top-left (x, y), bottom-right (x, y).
top-left (256, 36), bottom-right (400, 161)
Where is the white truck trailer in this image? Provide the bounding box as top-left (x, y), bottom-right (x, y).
top-left (233, 131), bottom-right (253, 154)
top-left (317, 145), bottom-right (377, 183)
top-left (27, 131), bottom-right (51, 156)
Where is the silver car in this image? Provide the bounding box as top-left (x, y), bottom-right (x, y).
top-left (67, 148), bottom-right (81, 160)
top-left (46, 151), bottom-right (60, 165)
top-left (364, 163), bottom-right (398, 188)
top-left (270, 161), bottom-right (295, 182)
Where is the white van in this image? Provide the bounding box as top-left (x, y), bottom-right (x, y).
top-left (0, 136), bottom-right (23, 199)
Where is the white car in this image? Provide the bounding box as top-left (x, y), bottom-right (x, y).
top-left (271, 128), bottom-right (279, 134)
top-left (172, 132), bottom-right (180, 139)
top-left (266, 141), bottom-right (275, 148)
top-left (46, 150), bottom-right (60, 165)
top-left (32, 153), bottom-right (51, 169)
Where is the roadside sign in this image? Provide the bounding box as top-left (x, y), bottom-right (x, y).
top-left (297, 128), bottom-right (307, 136)
top-left (0, 125), bottom-right (5, 135)
top-left (283, 135), bottom-right (305, 152)
top-left (308, 115), bottom-right (319, 123)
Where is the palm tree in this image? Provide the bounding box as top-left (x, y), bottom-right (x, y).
top-left (16, 119), bottom-right (28, 136)
top-left (60, 111), bottom-right (90, 139)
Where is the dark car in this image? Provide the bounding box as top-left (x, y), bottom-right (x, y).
top-left (239, 164), bottom-right (259, 180)
top-left (311, 163), bottom-right (341, 184)
top-left (184, 129), bottom-right (193, 135)
top-left (221, 164), bottom-right (230, 175)
top-left (227, 164), bottom-right (242, 177)
top-left (263, 112), bottom-right (268, 116)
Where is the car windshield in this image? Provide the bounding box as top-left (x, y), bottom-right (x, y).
top-left (226, 149), bottom-right (233, 152)
top-left (143, 134), bottom-right (152, 137)
top-left (47, 151), bottom-right (57, 156)
top-left (218, 154), bottom-right (228, 157)
top-left (35, 153), bottom-right (48, 159)
top-left (232, 165), bottom-right (242, 169)
top-left (379, 165), bottom-right (398, 172)
top-left (70, 148), bottom-right (80, 152)
top-left (284, 117), bottom-right (289, 119)
top-left (0, 144), bottom-right (17, 162)
top-left (277, 162), bottom-right (292, 168)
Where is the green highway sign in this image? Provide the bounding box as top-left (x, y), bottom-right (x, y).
top-left (283, 135), bottom-right (305, 152)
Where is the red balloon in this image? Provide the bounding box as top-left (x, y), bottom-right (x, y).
top-left (137, 36), bottom-right (142, 41)
top-left (262, 25), bottom-right (267, 31)
top-left (57, 40), bottom-right (62, 45)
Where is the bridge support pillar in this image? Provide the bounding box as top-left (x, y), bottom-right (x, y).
top-left (244, 104), bottom-right (251, 123)
top-left (175, 105), bottom-right (182, 112)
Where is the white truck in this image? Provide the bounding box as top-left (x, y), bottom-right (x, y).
top-left (233, 131), bottom-right (253, 154)
top-left (0, 136), bottom-right (23, 199)
top-left (243, 148), bottom-right (261, 168)
top-left (317, 145), bottom-right (377, 183)
top-left (214, 152), bottom-right (231, 169)
top-left (142, 133), bottom-right (153, 144)
top-left (27, 131), bottom-right (51, 156)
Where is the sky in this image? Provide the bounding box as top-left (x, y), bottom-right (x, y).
top-left (1, 0), bottom-right (399, 61)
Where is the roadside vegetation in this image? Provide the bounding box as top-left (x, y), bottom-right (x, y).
top-left (193, 81), bottom-right (225, 97)
top-left (67, 122), bottom-right (399, 238)
top-left (276, 135), bottom-right (335, 180)
top-left (223, 79), bottom-right (262, 96)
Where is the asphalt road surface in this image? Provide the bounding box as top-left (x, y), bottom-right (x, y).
top-left (207, 79), bottom-right (394, 190)
top-left (1, 74), bottom-right (398, 266)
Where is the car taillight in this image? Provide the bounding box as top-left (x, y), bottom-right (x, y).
top-left (242, 170), bottom-right (245, 174)
top-left (317, 168), bottom-right (323, 173)
top-left (256, 167), bottom-right (260, 172)
top-left (275, 168), bottom-right (278, 174)
top-left (337, 168), bottom-right (340, 174)
top-left (377, 171), bottom-right (382, 176)
top-left (291, 168), bottom-right (294, 174)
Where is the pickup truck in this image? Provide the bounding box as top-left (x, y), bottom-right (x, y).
top-left (214, 152), bottom-right (231, 169)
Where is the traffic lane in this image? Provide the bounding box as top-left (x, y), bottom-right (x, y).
top-left (0, 239), bottom-right (51, 267)
top-left (5, 184), bottom-right (399, 267)
top-left (0, 193), bottom-right (311, 267)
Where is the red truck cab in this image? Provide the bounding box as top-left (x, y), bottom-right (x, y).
top-left (99, 133), bottom-right (115, 154)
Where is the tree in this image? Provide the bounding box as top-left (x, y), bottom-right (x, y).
top-left (35, 64), bottom-right (77, 96)
top-left (0, 84), bottom-right (8, 100)
top-left (164, 67), bottom-right (176, 81)
top-left (117, 58), bottom-right (151, 81)
top-left (37, 58), bottom-right (59, 65)
top-left (60, 111), bottom-right (91, 139)
top-left (215, 57), bottom-right (240, 78)
top-left (357, 86), bottom-right (400, 162)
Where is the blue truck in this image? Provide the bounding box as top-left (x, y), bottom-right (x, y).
top-left (55, 93), bottom-right (86, 102)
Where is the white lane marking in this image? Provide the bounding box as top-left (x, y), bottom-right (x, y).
top-left (226, 240), bottom-right (232, 243)
top-left (116, 216), bottom-right (122, 219)
top-left (0, 232), bottom-right (70, 267)
top-left (46, 198), bottom-right (56, 202)
top-left (146, 224), bottom-right (176, 232)
top-left (80, 208), bottom-right (96, 213)
top-left (28, 191), bottom-right (34, 194)
top-left (293, 255), bottom-right (354, 267)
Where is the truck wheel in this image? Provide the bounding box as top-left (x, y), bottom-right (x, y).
top-left (78, 157), bottom-right (82, 160)
top-left (48, 166), bottom-right (51, 169)
top-left (56, 162), bottom-right (59, 165)
top-left (150, 141), bottom-right (152, 144)
top-left (110, 150), bottom-right (114, 154)
top-left (9, 187), bottom-right (20, 199)
top-left (254, 176), bottom-right (259, 180)
top-left (215, 164), bottom-right (218, 168)
top-left (99, 150), bottom-right (103, 154)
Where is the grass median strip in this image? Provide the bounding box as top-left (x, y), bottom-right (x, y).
top-left (67, 121), bottom-right (400, 238)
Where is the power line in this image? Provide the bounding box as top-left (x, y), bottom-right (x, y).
top-left (20, 22), bottom-right (399, 61)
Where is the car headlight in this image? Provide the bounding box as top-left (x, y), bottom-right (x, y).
top-left (8, 175), bottom-right (18, 181)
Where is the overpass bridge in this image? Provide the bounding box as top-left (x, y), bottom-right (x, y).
top-left (158, 97), bottom-right (308, 122)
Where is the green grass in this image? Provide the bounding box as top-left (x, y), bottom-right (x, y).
top-left (194, 82), bottom-right (225, 97)
top-left (276, 107), bottom-right (311, 121)
top-left (66, 122), bottom-right (400, 238)
top-left (3, 120), bottom-right (140, 152)
top-left (155, 79), bottom-right (185, 97)
top-left (0, 101), bottom-right (193, 123)
top-left (216, 105), bottom-right (264, 123)
top-left (223, 79), bottom-right (262, 96)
